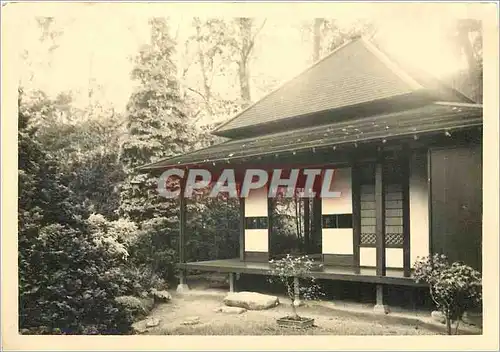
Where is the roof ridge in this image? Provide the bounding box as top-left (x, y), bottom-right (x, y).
top-left (212, 37), bottom-right (360, 136)
top-left (359, 37), bottom-right (424, 90)
top-left (366, 37), bottom-right (476, 103)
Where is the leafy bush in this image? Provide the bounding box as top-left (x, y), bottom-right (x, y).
top-left (413, 254), bottom-right (482, 334)
top-left (127, 226), bottom-right (178, 283)
top-left (268, 254), bottom-right (323, 319)
top-left (118, 265), bottom-right (168, 297)
top-left (19, 223), bottom-right (136, 334)
top-left (18, 97), bottom-right (141, 334)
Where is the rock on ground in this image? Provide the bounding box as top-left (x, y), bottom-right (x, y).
top-left (214, 306), bottom-right (247, 314)
top-left (431, 310), bottom-right (446, 324)
top-left (150, 289), bottom-right (172, 303)
top-left (223, 291), bottom-right (279, 310)
top-left (131, 320), bottom-right (149, 334)
top-left (146, 317), bottom-right (161, 328)
top-left (181, 316), bottom-right (201, 325)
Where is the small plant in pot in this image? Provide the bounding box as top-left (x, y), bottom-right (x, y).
top-left (413, 253), bottom-right (482, 335)
top-left (268, 254), bottom-right (323, 329)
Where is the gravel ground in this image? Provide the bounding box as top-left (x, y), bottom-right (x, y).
top-left (137, 293), bottom-right (446, 336)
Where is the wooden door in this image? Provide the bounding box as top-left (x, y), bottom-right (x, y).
top-left (430, 145), bottom-right (482, 271)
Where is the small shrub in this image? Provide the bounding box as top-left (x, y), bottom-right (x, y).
top-left (268, 254), bottom-right (323, 319)
top-left (413, 254), bottom-right (482, 335)
top-left (118, 265), bottom-right (168, 297)
top-left (114, 295), bottom-right (152, 321)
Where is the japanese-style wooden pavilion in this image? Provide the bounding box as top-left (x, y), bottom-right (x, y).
top-left (139, 37), bottom-right (483, 310)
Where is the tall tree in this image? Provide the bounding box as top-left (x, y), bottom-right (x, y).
top-left (183, 17), bottom-right (266, 122)
top-left (236, 18), bottom-right (254, 105)
top-left (312, 18), bottom-right (324, 62)
top-left (234, 18), bottom-right (266, 106)
top-left (447, 19), bottom-right (482, 103)
top-left (118, 18), bottom-right (194, 279)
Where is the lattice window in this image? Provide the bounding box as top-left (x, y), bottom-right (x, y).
top-left (360, 232), bottom-right (376, 246)
top-left (359, 163), bottom-right (404, 248)
top-left (386, 232), bottom-right (404, 247)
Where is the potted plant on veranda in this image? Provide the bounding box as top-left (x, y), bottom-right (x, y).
top-left (268, 254), bottom-right (323, 328)
top-left (413, 254), bottom-right (482, 335)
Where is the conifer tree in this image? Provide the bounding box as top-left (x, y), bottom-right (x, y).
top-left (118, 18), bottom-right (193, 279)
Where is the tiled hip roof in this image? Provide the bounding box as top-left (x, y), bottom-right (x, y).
top-left (213, 38), bottom-right (473, 137)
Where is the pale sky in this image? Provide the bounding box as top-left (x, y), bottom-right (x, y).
top-left (14, 2), bottom-right (479, 115)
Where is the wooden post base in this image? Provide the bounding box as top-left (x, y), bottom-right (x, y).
top-left (373, 304), bottom-right (390, 314)
top-left (374, 284), bottom-right (389, 314)
top-left (176, 284), bottom-right (190, 294)
top-left (177, 272), bottom-right (190, 293)
top-left (229, 273), bottom-right (235, 292)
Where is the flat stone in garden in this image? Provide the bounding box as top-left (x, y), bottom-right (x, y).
top-left (223, 291), bottom-right (279, 310)
top-left (181, 316), bottom-right (201, 325)
top-left (431, 310), bottom-right (446, 324)
top-left (214, 306), bottom-right (247, 314)
top-left (146, 317), bottom-right (160, 328)
top-left (131, 320), bottom-right (149, 334)
top-left (150, 289), bottom-right (172, 302)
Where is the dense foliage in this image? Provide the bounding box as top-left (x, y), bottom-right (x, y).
top-left (18, 17), bottom-right (243, 334)
top-left (413, 254), bottom-right (482, 335)
top-left (18, 92), bottom-right (135, 334)
top-left (117, 18), bottom-right (198, 283)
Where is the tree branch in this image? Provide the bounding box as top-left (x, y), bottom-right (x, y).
top-left (244, 18), bottom-right (267, 60)
top-left (187, 87), bottom-right (208, 103)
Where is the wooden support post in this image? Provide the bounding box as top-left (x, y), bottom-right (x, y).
top-left (375, 159), bottom-right (386, 277)
top-left (303, 198), bottom-right (310, 253)
top-left (267, 194), bottom-right (273, 261)
top-left (352, 163), bottom-right (361, 274)
top-left (228, 272), bottom-right (235, 292)
top-left (312, 196), bottom-right (322, 254)
top-left (179, 184), bottom-right (186, 264)
top-left (373, 284), bottom-right (389, 314)
top-left (176, 179), bottom-right (190, 293)
top-left (402, 152), bottom-right (411, 277)
top-left (239, 197), bottom-right (245, 261)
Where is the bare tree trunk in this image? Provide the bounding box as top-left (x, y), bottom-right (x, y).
top-left (236, 18), bottom-right (266, 108)
top-left (456, 19), bottom-right (482, 102)
top-left (454, 318), bottom-right (461, 335)
top-left (193, 18), bottom-right (213, 115)
top-left (446, 311), bottom-right (452, 335)
top-left (291, 299), bottom-right (298, 318)
top-left (289, 278), bottom-right (299, 318)
top-left (238, 60), bottom-right (251, 105)
top-left (457, 19), bottom-right (480, 73)
top-left (237, 18), bottom-right (253, 106)
top-left (313, 18), bottom-right (324, 62)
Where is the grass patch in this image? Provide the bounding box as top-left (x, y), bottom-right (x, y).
top-left (159, 321), bottom-right (331, 335)
top-left (153, 318), bottom-right (439, 336)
